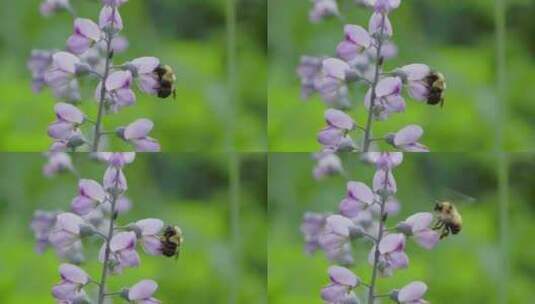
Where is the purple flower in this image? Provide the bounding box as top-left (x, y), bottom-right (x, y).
top-left (103, 166), bottom-right (128, 193)
top-left (30, 210), bottom-right (59, 253)
top-left (129, 57), bottom-right (161, 95)
top-left (27, 49), bottom-right (53, 92)
top-left (399, 64), bottom-right (433, 101)
top-left (369, 233), bottom-right (408, 277)
top-left (318, 109), bottom-right (356, 150)
top-left (309, 0), bottom-right (339, 23)
top-left (313, 152), bottom-right (343, 180)
top-left (397, 281), bottom-right (429, 304)
top-left (297, 56), bottom-right (324, 100)
top-left (390, 125), bottom-right (428, 152)
top-left (111, 35), bottom-right (129, 53)
top-left (52, 263), bottom-right (89, 301)
top-left (314, 58), bottom-right (351, 106)
top-left (364, 77), bottom-right (405, 120)
top-left (44, 52), bottom-right (82, 101)
top-left (43, 152), bottom-right (73, 177)
top-left (321, 266), bottom-right (360, 303)
top-left (99, 6), bottom-right (123, 30)
top-left (128, 280), bottom-right (161, 304)
top-left (119, 119), bottom-right (161, 152)
top-left (71, 179), bottom-right (107, 215)
top-left (40, 0), bottom-right (69, 17)
top-left (103, 70), bottom-right (136, 109)
top-left (373, 167), bottom-right (397, 194)
top-left (398, 212), bottom-right (439, 249)
top-left (99, 231), bottom-right (140, 273)
top-left (135, 218), bottom-right (164, 255)
top-left (48, 103), bottom-right (85, 140)
top-left (49, 212), bottom-right (85, 249)
top-left (338, 181), bottom-right (375, 218)
top-left (318, 215), bottom-right (355, 264)
top-left (369, 0), bottom-right (401, 13)
top-left (301, 212), bottom-right (327, 254)
top-left (67, 18), bottom-right (102, 54)
top-left (337, 25), bottom-right (371, 61)
top-left (369, 12), bottom-right (393, 37)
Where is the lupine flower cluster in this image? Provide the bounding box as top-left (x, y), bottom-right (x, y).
top-left (29, 0), bottom-right (176, 152)
top-left (31, 153), bottom-right (182, 303)
top-left (302, 152), bottom-right (447, 303)
top-left (299, 0), bottom-right (447, 152)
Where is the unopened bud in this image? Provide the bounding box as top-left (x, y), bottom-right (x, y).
top-left (67, 134), bottom-right (85, 149)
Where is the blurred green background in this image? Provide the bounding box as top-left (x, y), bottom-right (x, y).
top-left (0, 152), bottom-right (267, 303)
top-left (268, 0), bottom-right (535, 151)
top-left (0, 0), bottom-right (266, 151)
top-left (268, 152), bottom-right (535, 303)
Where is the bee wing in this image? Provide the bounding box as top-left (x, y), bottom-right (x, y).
top-left (439, 188), bottom-right (476, 205)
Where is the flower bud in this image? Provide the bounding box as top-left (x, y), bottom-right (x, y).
top-left (390, 289), bottom-right (400, 302)
top-left (67, 134), bottom-right (85, 149)
top-left (384, 133), bottom-right (395, 145)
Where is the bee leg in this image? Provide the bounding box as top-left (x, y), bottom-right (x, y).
top-left (433, 221), bottom-right (444, 230)
top-left (440, 227), bottom-right (449, 239)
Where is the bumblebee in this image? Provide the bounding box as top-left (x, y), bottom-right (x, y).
top-left (433, 201), bottom-right (462, 239)
top-left (424, 71), bottom-right (446, 107)
top-left (154, 65), bottom-right (176, 99)
top-left (160, 225), bottom-right (183, 259)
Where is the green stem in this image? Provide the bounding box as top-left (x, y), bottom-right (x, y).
top-left (362, 13), bottom-right (387, 152)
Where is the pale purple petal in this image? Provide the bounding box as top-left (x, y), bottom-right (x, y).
top-left (136, 218), bottom-right (164, 235)
top-left (328, 265), bottom-right (358, 287)
top-left (48, 121), bottom-right (75, 140)
top-left (404, 212), bottom-right (433, 232)
top-left (105, 71), bottom-right (132, 91)
top-left (344, 25), bottom-right (371, 48)
top-left (322, 58), bottom-right (350, 80)
top-left (99, 6), bottom-right (123, 30)
top-left (325, 109), bottom-right (354, 130)
top-left (347, 181), bottom-right (374, 205)
top-left (74, 18), bottom-right (101, 41)
top-left (124, 119), bottom-right (154, 140)
top-left (132, 138), bottom-right (160, 152)
top-left (369, 12), bottom-right (393, 36)
top-left (318, 127), bottom-right (343, 146)
top-left (52, 282), bottom-right (78, 300)
top-left (110, 231), bottom-right (136, 251)
top-left (59, 263), bottom-right (88, 284)
top-left (119, 249), bottom-right (140, 267)
top-left (67, 34), bottom-right (91, 54)
top-left (71, 196), bottom-right (96, 215)
top-left (408, 82), bottom-right (429, 101)
top-left (378, 233), bottom-right (405, 253)
top-left (79, 179), bottom-right (106, 202)
top-left (398, 281), bottom-right (427, 302)
top-left (56, 213), bottom-right (84, 234)
top-left (376, 77), bottom-right (402, 97)
top-left (131, 57), bottom-right (160, 74)
top-left (129, 280), bottom-right (158, 300)
top-left (401, 64), bottom-right (431, 81)
top-left (414, 230), bottom-right (439, 250)
top-left (394, 125), bottom-right (424, 146)
top-left (142, 236), bottom-right (163, 256)
top-left (321, 284), bottom-right (347, 302)
top-left (53, 52), bottom-right (80, 74)
top-left (326, 215), bottom-right (353, 237)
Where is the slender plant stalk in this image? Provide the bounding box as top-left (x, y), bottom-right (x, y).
top-left (92, 13), bottom-right (116, 152)
top-left (362, 13), bottom-right (387, 152)
top-left (97, 171), bottom-right (121, 304)
top-left (367, 188), bottom-right (387, 304)
top-left (495, 0), bottom-right (508, 302)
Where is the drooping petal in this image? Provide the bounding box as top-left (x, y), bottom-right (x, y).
top-left (67, 34), bottom-right (91, 54)
top-left (376, 77), bottom-right (402, 97)
top-left (344, 24), bottom-right (371, 48)
top-left (347, 181), bottom-right (375, 205)
top-left (414, 230), bottom-right (440, 250)
top-left (404, 212), bottom-right (433, 232)
top-left (378, 233), bottom-right (405, 253)
top-left (79, 179), bottom-right (106, 202)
